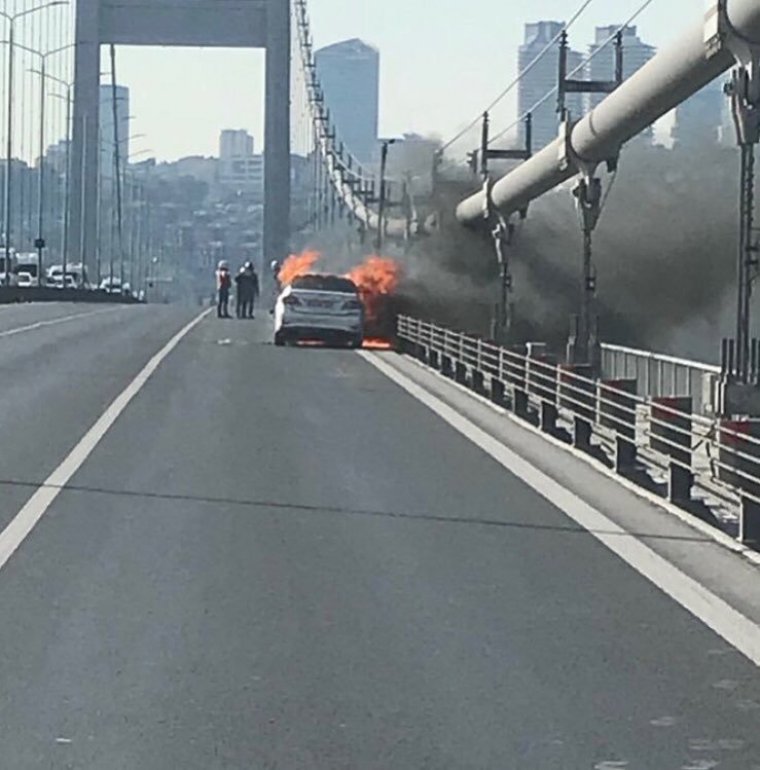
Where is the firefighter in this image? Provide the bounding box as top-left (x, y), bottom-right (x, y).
top-left (240, 261), bottom-right (260, 318)
top-left (234, 266), bottom-right (247, 319)
top-left (216, 260), bottom-right (232, 318)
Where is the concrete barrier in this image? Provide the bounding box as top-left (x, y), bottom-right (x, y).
top-left (0, 287), bottom-right (140, 304)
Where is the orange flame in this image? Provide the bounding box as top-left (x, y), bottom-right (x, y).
top-left (346, 256), bottom-right (402, 323)
top-left (278, 249), bottom-right (321, 286)
top-left (362, 338), bottom-right (394, 350)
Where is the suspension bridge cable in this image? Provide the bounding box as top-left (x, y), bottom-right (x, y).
top-left (486, 0), bottom-right (658, 149)
top-left (439, 0), bottom-right (597, 153)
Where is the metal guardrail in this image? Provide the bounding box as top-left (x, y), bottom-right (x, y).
top-left (397, 316), bottom-right (760, 547)
top-left (600, 343), bottom-right (720, 415)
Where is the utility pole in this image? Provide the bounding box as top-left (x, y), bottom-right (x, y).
top-left (110, 44), bottom-right (125, 289)
top-left (0, 2), bottom-right (69, 284)
top-left (375, 138), bottom-right (396, 252)
top-left (470, 111), bottom-right (532, 344)
top-left (558, 27), bottom-right (623, 371)
top-left (36, 59), bottom-right (47, 283)
top-left (728, 65), bottom-right (760, 385)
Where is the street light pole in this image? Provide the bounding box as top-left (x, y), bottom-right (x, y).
top-left (62, 86), bottom-right (71, 281)
top-left (0, 1), bottom-right (69, 285)
top-left (3, 22), bottom-right (14, 286)
top-left (31, 44), bottom-right (74, 285)
top-left (48, 83), bottom-right (74, 280)
top-left (36, 57), bottom-right (46, 282)
top-left (375, 138), bottom-right (396, 253)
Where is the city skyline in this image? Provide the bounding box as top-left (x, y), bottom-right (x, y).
top-left (109, 0), bottom-right (706, 161)
top-left (0, 1), bottom-right (716, 163)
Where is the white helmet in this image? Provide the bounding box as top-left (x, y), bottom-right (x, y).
top-left (218, 260), bottom-right (229, 270)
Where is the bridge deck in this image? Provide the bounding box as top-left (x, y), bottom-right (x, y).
top-left (0, 306), bottom-right (759, 767)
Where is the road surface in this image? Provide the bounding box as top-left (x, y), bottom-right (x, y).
top-left (0, 303), bottom-right (759, 769)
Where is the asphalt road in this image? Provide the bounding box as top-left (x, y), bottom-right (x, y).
top-left (0, 305), bottom-right (759, 768)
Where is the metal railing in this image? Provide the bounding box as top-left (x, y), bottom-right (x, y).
top-left (397, 316), bottom-right (760, 547)
top-left (600, 343), bottom-right (720, 414)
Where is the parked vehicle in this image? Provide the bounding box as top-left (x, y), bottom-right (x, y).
top-left (48, 263), bottom-right (91, 289)
top-left (15, 254), bottom-right (41, 286)
top-left (51, 273), bottom-right (78, 290)
top-left (16, 272), bottom-right (34, 288)
top-left (100, 276), bottom-right (122, 294)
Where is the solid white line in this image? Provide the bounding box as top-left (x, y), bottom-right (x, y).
top-left (358, 350), bottom-right (760, 667)
top-left (0, 308), bottom-right (212, 572)
top-left (0, 306), bottom-right (121, 339)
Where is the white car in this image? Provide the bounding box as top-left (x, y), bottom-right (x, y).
top-left (51, 274), bottom-right (78, 290)
top-left (100, 277), bottom-right (122, 294)
top-left (274, 273), bottom-right (364, 348)
top-left (16, 272), bottom-right (34, 288)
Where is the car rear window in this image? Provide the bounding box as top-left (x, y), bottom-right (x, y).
top-left (291, 274), bottom-right (357, 293)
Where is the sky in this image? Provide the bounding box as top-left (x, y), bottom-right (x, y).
top-left (114, 0), bottom-right (706, 162)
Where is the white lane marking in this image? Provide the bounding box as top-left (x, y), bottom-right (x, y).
top-left (0, 306), bottom-right (120, 339)
top-left (0, 308), bottom-right (212, 571)
top-left (358, 351), bottom-right (760, 667)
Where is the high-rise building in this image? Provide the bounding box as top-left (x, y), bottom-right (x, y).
top-left (518, 22), bottom-right (582, 151)
top-left (218, 130), bottom-right (264, 199)
top-left (99, 84), bottom-right (130, 179)
top-left (672, 79), bottom-right (724, 148)
top-left (586, 26), bottom-right (655, 110)
top-left (315, 38), bottom-right (379, 165)
top-left (586, 25), bottom-right (655, 141)
top-left (220, 129), bottom-right (254, 160)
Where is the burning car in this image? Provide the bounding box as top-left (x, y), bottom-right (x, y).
top-left (274, 250), bottom-right (403, 349)
top-left (273, 273), bottom-right (365, 348)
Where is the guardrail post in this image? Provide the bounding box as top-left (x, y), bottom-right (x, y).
top-left (559, 363), bottom-right (596, 450)
top-left (503, 345), bottom-right (527, 417)
top-left (455, 360), bottom-right (468, 385)
top-left (440, 331), bottom-right (454, 377)
top-left (651, 397), bottom-right (693, 504)
top-left (472, 338), bottom-right (486, 396)
top-left (541, 401), bottom-right (558, 433)
top-left (741, 497), bottom-right (760, 546)
top-left (718, 418), bottom-right (760, 502)
top-left (491, 377), bottom-right (506, 405)
top-left (599, 378), bottom-right (638, 473)
top-left (514, 388), bottom-right (529, 419)
top-left (527, 344), bottom-right (558, 434)
top-left (573, 415), bottom-right (592, 450)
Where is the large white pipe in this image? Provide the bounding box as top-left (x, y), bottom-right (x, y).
top-left (457, 0), bottom-right (760, 225)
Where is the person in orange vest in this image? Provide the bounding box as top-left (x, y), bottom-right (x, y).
top-left (216, 260), bottom-right (232, 318)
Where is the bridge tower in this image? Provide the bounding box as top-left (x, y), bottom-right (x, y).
top-left (69, 0), bottom-right (291, 276)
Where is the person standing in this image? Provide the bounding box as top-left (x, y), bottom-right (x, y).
top-left (234, 266), bottom-right (248, 319)
top-left (247, 263), bottom-right (260, 318)
top-left (216, 260), bottom-right (232, 319)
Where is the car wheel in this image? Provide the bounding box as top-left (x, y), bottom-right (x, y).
top-left (274, 331), bottom-right (286, 347)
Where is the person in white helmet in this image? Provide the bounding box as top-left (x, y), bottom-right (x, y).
top-left (215, 260), bottom-right (232, 318)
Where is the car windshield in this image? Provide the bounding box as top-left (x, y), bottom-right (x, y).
top-left (16, 264), bottom-right (38, 278)
top-left (291, 274), bottom-right (357, 293)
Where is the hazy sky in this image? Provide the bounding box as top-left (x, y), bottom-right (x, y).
top-left (114, 0), bottom-right (705, 161)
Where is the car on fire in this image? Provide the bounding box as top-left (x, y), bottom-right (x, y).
top-left (274, 273), bottom-right (364, 348)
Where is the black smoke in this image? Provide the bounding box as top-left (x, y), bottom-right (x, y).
top-left (399, 139), bottom-right (742, 361)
